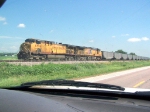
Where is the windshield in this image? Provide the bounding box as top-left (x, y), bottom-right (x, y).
top-left (25, 39), bottom-right (35, 43)
top-left (0, 0), bottom-right (150, 90)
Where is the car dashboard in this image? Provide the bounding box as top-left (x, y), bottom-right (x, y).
top-left (1, 89), bottom-right (150, 112)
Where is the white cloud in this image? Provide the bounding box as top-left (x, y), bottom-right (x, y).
top-left (10, 46), bottom-right (17, 50)
top-left (127, 38), bottom-right (141, 42)
top-left (0, 45), bottom-right (20, 52)
top-left (0, 36), bottom-right (24, 39)
top-left (0, 16), bottom-right (6, 21)
top-left (17, 23), bottom-right (25, 28)
top-left (0, 16), bottom-right (8, 25)
top-left (0, 47), bottom-right (9, 52)
top-left (127, 37), bottom-right (149, 42)
top-left (141, 37), bottom-right (149, 41)
top-left (89, 40), bottom-right (94, 43)
top-left (112, 36), bottom-right (116, 38)
top-left (0, 36), bottom-right (12, 39)
top-left (50, 30), bottom-right (54, 33)
top-left (121, 34), bottom-right (129, 36)
top-left (0, 46), bottom-right (18, 52)
top-left (3, 22), bottom-right (7, 25)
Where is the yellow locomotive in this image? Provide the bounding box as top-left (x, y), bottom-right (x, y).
top-left (17, 38), bottom-right (102, 60)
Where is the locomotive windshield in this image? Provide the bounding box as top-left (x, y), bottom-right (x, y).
top-left (25, 39), bottom-right (36, 43)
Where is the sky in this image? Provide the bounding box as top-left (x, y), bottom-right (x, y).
top-left (0, 0), bottom-right (150, 57)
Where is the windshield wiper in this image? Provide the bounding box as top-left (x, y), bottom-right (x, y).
top-left (4, 80), bottom-right (150, 101)
top-left (20, 79), bottom-right (125, 91)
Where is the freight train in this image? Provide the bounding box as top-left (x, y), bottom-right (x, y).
top-left (17, 38), bottom-right (149, 61)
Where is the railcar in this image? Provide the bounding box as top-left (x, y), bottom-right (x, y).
top-left (114, 53), bottom-right (122, 60)
top-left (101, 51), bottom-right (114, 59)
top-left (122, 54), bottom-right (128, 60)
top-left (127, 54), bottom-right (133, 60)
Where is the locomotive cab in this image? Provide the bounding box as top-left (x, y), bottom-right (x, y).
top-left (17, 38), bottom-right (41, 60)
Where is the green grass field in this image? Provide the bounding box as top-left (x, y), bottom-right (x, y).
top-left (0, 61), bottom-right (150, 87)
top-left (0, 56), bottom-right (18, 60)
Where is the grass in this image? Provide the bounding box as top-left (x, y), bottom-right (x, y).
top-left (0, 56), bottom-right (18, 60)
top-left (0, 61), bottom-right (150, 87)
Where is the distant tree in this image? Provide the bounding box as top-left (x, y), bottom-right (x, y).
top-left (115, 49), bottom-right (127, 54)
top-left (0, 53), bottom-right (17, 56)
top-left (129, 52), bottom-right (136, 55)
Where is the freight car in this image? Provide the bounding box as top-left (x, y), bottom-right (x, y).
top-left (101, 51), bottom-right (149, 60)
top-left (17, 38), bottom-right (102, 61)
top-left (17, 38), bottom-right (150, 61)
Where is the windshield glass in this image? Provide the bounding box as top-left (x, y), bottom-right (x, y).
top-left (0, 0), bottom-right (150, 90)
top-left (25, 39), bottom-right (35, 43)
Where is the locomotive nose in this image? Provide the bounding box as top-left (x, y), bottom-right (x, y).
top-left (20, 43), bottom-right (30, 52)
top-left (17, 43), bottom-right (31, 60)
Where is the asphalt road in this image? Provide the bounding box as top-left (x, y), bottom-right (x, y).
top-left (78, 66), bottom-right (150, 89)
top-left (97, 68), bottom-right (150, 89)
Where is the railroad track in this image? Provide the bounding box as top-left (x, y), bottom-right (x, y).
top-left (0, 59), bottom-right (63, 62)
top-left (0, 59), bottom-right (141, 66)
top-left (0, 59), bottom-right (137, 63)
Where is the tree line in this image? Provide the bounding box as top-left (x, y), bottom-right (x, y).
top-left (0, 53), bottom-right (17, 56)
top-left (115, 50), bottom-right (136, 55)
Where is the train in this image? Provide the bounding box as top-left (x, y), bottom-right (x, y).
top-left (17, 38), bottom-right (150, 61)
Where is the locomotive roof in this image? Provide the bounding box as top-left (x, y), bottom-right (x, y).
top-left (40, 40), bottom-right (55, 43)
top-left (25, 38), bottom-right (37, 41)
top-left (25, 38), bottom-right (100, 50)
top-left (25, 38), bottom-right (55, 44)
top-left (62, 44), bottom-right (76, 47)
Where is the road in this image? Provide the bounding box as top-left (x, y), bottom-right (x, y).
top-left (97, 68), bottom-right (150, 89)
top-left (78, 66), bottom-right (150, 89)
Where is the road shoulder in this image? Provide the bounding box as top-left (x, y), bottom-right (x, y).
top-left (76, 66), bottom-right (150, 82)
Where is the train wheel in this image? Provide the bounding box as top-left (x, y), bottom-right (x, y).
top-left (96, 57), bottom-right (101, 61)
top-left (65, 56), bottom-right (68, 61)
top-left (78, 56), bottom-right (81, 61)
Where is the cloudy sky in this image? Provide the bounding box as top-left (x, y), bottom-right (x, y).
top-left (0, 0), bottom-right (150, 56)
